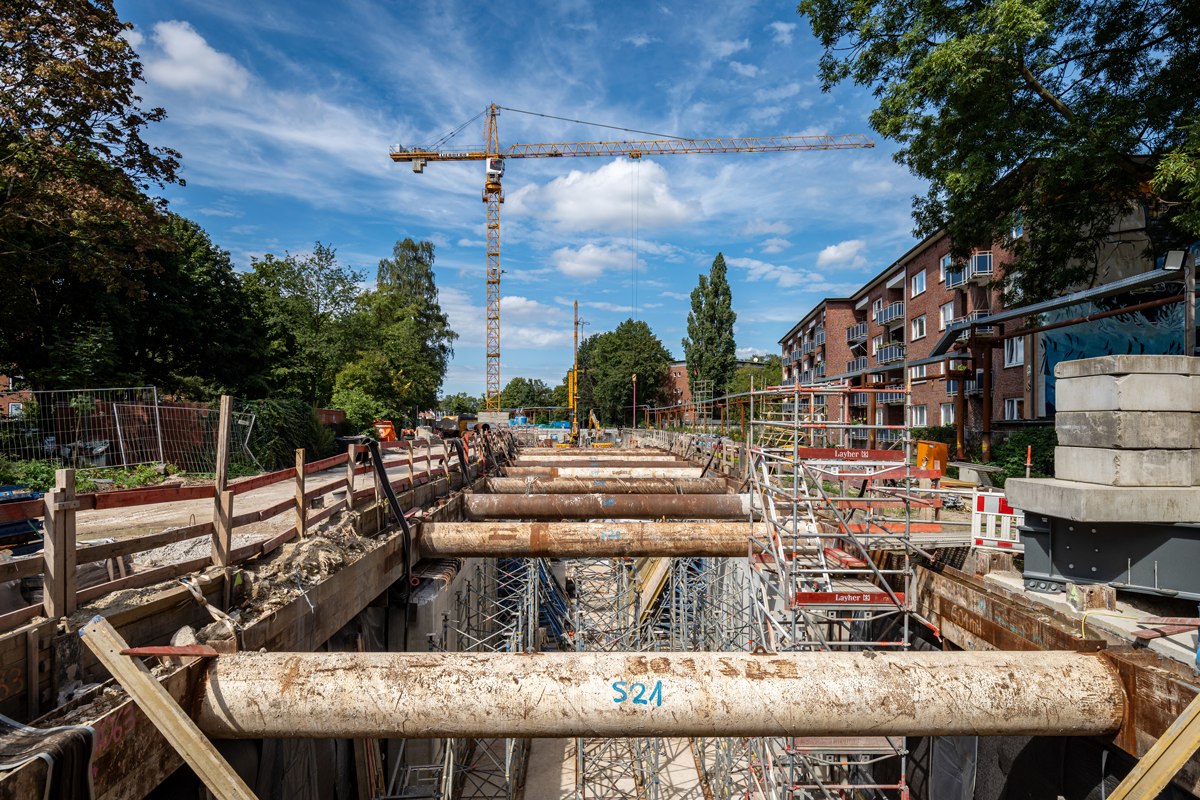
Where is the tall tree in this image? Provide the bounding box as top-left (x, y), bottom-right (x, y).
top-left (798, 0), bottom-right (1200, 303)
top-left (1, 0), bottom-right (184, 364)
top-left (497, 377), bottom-right (553, 411)
top-left (244, 243), bottom-right (362, 406)
top-left (681, 253), bottom-right (737, 398)
top-left (584, 319), bottom-right (672, 426)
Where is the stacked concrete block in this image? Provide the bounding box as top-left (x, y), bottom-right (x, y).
top-left (1052, 355), bottom-right (1200, 487)
top-left (1007, 355), bottom-right (1200, 522)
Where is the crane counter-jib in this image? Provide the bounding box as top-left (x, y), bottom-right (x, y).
top-left (389, 133), bottom-right (875, 162)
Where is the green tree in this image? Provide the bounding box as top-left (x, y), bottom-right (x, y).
top-left (582, 319), bottom-right (672, 426)
top-left (681, 253), bottom-right (737, 397)
top-left (1, 0), bottom-right (182, 341)
top-left (440, 392), bottom-right (480, 415)
top-left (244, 243), bottom-right (363, 406)
top-left (497, 377), bottom-right (554, 411)
top-left (798, 0), bottom-right (1200, 303)
top-left (727, 355), bottom-right (782, 396)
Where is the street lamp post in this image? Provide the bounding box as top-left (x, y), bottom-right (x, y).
top-left (632, 373), bottom-right (637, 430)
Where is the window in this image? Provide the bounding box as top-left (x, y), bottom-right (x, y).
top-left (871, 298), bottom-right (883, 320)
top-left (910, 405), bottom-right (927, 427)
top-left (940, 302), bottom-right (954, 330)
top-left (875, 408), bottom-right (884, 426)
top-left (1010, 216), bottom-right (1024, 240)
top-left (911, 270), bottom-right (926, 297)
top-left (1004, 397), bottom-right (1025, 420)
top-left (910, 364), bottom-right (926, 380)
top-left (910, 314), bottom-right (927, 340)
top-left (7, 402), bottom-right (23, 417)
top-left (940, 403), bottom-right (955, 425)
top-left (939, 254), bottom-right (952, 282)
top-left (1004, 337), bottom-right (1025, 368)
top-left (872, 334), bottom-right (884, 355)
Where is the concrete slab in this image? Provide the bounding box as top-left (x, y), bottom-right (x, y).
top-left (1006, 477), bottom-right (1200, 522)
top-left (1055, 373), bottom-right (1199, 412)
top-left (1055, 410), bottom-right (1199, 449)
top-left (1053, 446), bottom-right (1197, 486)
top-left (1054, 354), bottom-right (1200, 379)
top-left (524, 739), bottom-right (574, 800)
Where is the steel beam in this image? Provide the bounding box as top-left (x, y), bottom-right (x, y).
top-left (418, 521), bottom-right (770, 557)
top-left (195, 651), bottom-right (1125, 740)
top-left (483, 477), bottom-right (727, 495)
top-left (463, 493), bottom-right (752, 520)
top-left (506, 467), bottom-right (704, 479)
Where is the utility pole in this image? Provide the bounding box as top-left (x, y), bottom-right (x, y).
top-left (632, 373), bottom-right (637, 431)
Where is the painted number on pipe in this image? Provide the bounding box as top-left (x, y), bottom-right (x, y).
top-left (600, 529), bottom-right (623, 540)
top-left (612, 680), bottom-right (664, 706)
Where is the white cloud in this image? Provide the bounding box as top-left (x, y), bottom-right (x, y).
top-left (643, 303), bottom-right (663, 308)
top-left (858, 180), bottom-right (894, 194)
top-left (507, 159), bottom-right (698, 232)
top-left (766, 22), bottom-right (797, 45)
top-left (760, 237), bottom-right (791, 253)
top-left (660, 291), bottom-right (691, 301)
top-left (711, 39), bottom-right (750, 58)
top-left (815, 239), bottom-right (868, 270)
top-left (727, 256), bottom-right (813, 288)
top-left (737, 346), bottom-right (773, 359)
top-left (753, 83), bottom-right (802, 103)
top-left (624, 34), bottom-right (659, 47)
top-left (144, 21), bottom-right (250, 96)
top-left (741, 218), bottom-right (792, 236)
top-left (729, 61), bottom-right (760, 78)
top-left (440, 287), bottom-right (572, 349)
top-left (550, 243), bottom-right (637, 281)
top-left (498, 295), bottom-right (566, 320)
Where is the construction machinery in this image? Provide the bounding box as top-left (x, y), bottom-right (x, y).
top-left (389, 105), bottom-right (873, 410)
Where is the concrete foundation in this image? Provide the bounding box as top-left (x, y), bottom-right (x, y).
top-left (1053, 446), bottom-right (1199, 486)
top-left (1055, 373), bottom-right (1200, 413)
top-left (1006, 478), bottom-right (1200, 522)
top-left (1053, 354), bottom-right (1200, 379)
top-left (1055, 410), bottom-right (1200, 450)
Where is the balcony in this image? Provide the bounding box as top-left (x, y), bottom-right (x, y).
top-left (802, 340), bottom-right (815, 355)
top-left (877, 301), bottom-right (905, 327)
top-left (879, 391), bottom-right (905, 404)
top-left (876, 344), bottom-right (906, 365)
top-left (947, 373), bottom-right (983, 396)
top-left (849, 427), bottom-right (869, 440)
top-left (814, 363), bottom-right (826, 379)
top-left (850, 392), bottom-right (868, 407)
top-left (946, 252), bottom-right (994, 289)
top-left (814, 329), bottom-right (825, 346)
top-left (847, 321), bottom-right (868, 344)
top-left (954, 310), bottom-right (995, 341)
top-left (877, 429), bottom-right (902, 443)
top-left (846, 356), bottom-right (868, 373)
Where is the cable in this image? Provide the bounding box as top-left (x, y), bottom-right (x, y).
top-left (498, 106), bottom-right (692, 141)
top-left (410, 108), bottom-right (487, 150)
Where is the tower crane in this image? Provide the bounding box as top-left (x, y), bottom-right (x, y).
top-left (390, 104), bottom-right (874, 410)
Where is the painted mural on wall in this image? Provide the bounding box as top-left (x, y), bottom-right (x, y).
top-left (1039, 278), bottom-right (1189, 414)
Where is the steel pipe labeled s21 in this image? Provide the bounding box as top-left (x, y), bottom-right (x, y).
top-left (483, 477), bottom-right (727, 494)
top-left (195, 651), bottom-right (1125, 740)
top-left (463, 493), bottom-right (752, 520)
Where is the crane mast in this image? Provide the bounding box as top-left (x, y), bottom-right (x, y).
top-left (390, 106), bottom-right (874, 411)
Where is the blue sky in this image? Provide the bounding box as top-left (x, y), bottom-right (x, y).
top-left (114, 0), bottom-right (927, 396)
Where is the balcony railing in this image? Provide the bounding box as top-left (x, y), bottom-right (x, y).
top-left (814, 363), bottom-right (826, 379)
top-left (802, 340), bottom-right (815, 355)
top-left (954, 310), bottom-right (995, 341)
top-left (847, 322), bottom-right (868, 344)
top-left (877, 429), bottom-right (902, 442)
top-left (947, 374), bottom-right (983, 396)
top-left (946, 252), bottom-right (994, 289)
top-left (850, 392), bottom-right (868, 407)
top-left (814, 329), bottom-right (825, 346)
top-left (846, 356), bottom-right (868, 372)
top-left (879, 391), bottom-right (905, 404)
top-left (800, 369), bottom-right (813, 384)
top-left (877, 302), bottom-right (905, 327)
top-left (876, 344), bottom-right (906, 365)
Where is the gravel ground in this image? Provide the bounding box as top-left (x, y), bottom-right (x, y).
top-left (134, 532), bottom-right (267, 567)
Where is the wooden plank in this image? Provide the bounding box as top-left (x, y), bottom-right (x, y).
top-left (295, 449), bottom-right (307, 539)
top-left (227, 466), bottom-right (295, 496)
top-left (304, 477), bottom-right (347, 505)
top-left (0, 555), bottom-right (44, 584)
top-left (91, 484), bottom-right (214, 510)
top-left (79, 617), bottom-right (257, 800)
top-left (77, 522), bottom-right (213, 565)
top-left (76, 556), bottom-right (211, 605)
top-left (0, 605), bottom-right (45, 636)
top-left (212, 491), bottom-right (233, 568)
top-left (0, 498), bottom-right (43, 524)
top-left (304, 452), bottom-right (349, 474)
top-left (25, 627), bottom-right (38, 719)
top-left (1109, 683), bottom-right (1200, 800)
top-left (213, 396), bottom-right (233, 493)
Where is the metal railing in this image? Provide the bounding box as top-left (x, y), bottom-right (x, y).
top-left (955, 309), bottom-right (995, 340)
top-left (946, 251), bottom-right (994, 289)
top-left (876, 344), bottom-right (906, 365)
top-left (801, 340), bottom-right (815, 355)
top-left (814, 329), bottom-right (825, 346)
top-left (877, 301), bottom-right (905, 327)
top-left (847, 356), bottom-right (868, 372)
top-left (847, 321), bottom-right (868, 343)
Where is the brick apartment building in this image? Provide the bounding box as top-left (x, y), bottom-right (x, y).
top-left (779, 230), bottom-right (1031, 444)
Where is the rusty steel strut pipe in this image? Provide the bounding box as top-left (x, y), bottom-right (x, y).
top-left (506, 467), bottom-right (705, 479)
top-left (511, 460), bottom-right (692, 469)
top-left (195, 651), bottom-right (1126, 740)
top-left (463, 493), bottom-right (753, 520)
top-left (418, 522), bottom-right (773, 558)
top-left (513, 454), bottom-right (683, 463)
top-left (483, 477), bottom-right (727, 494)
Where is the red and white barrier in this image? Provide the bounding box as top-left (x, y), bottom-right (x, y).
top-left (971, 489), bottom-right (1024, 551)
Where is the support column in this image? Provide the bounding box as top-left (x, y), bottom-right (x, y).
top-left (212, 396), bottom-right (234, 571)
top-left (294, 449), bottom-right (307, 538)
top-left (956, 359), bottom-right (966, 461)
top-left (43, 468), bottom-right (77, 617)
top-left (867, 389), bottom-right (877, 450)
top-left (981, 347), bottom-right (993, 462)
